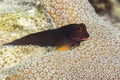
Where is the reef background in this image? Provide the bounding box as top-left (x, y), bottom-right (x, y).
top-left (0, 0), bottom-right (120, 80)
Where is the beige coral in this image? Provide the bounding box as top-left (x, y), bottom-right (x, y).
top-left (0, 0), bottom-right (55, 76)
top-left (0, 0), bottom-right (120, 80)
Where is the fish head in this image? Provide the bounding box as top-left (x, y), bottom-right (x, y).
top-left (68, 23), bottom-right (90, 42)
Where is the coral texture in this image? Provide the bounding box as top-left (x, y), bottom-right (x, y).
top-left (0, 0), bottom-right (55, 77)
top-left (0, 0), bottom-right (120, 80)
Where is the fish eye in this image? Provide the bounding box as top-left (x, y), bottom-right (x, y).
top-left (76, 26), bottom-right (81, 30)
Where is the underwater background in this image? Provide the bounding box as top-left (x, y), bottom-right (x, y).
top-left (0, 0), bottom-right (120, 80)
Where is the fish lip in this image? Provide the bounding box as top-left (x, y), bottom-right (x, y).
top-left (70, 37), bottom-right (88, 41)
top-left (80, 38), bottom-right (88, 40)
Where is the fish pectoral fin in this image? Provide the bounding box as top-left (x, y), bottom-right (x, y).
top-left (71, 42), bottom-right (80, 49)
top-left (56, 44), bottom-right (71, 51)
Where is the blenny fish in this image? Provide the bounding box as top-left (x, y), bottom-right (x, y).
top-left (4, 23), bottom-right (89, 50)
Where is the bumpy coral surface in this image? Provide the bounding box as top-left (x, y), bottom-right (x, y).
top-left (0, 0), bottom-right (55, 78)
top-left (0, 0), bottom-right (120, 80)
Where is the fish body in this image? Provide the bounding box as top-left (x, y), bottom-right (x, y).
top-left (4, 23), bottom-right (90, 50)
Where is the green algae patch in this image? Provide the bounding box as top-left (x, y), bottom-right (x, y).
top-left (113, 1), bottom-right (120, 20)
top-left (0, 7), bottom-right (55, 70)
top-left (0, 9), bottom-right (53, 44)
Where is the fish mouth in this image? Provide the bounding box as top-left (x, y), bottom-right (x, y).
top-left (80, 38), bottom-right (88, 40)
top-left (70, 37), bottom-right (88, 42)
top-left (68, 33), bottom-right (90, 42)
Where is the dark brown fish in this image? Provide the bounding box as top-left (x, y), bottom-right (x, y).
top-left (4, 23), bottom-right (90, 50)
